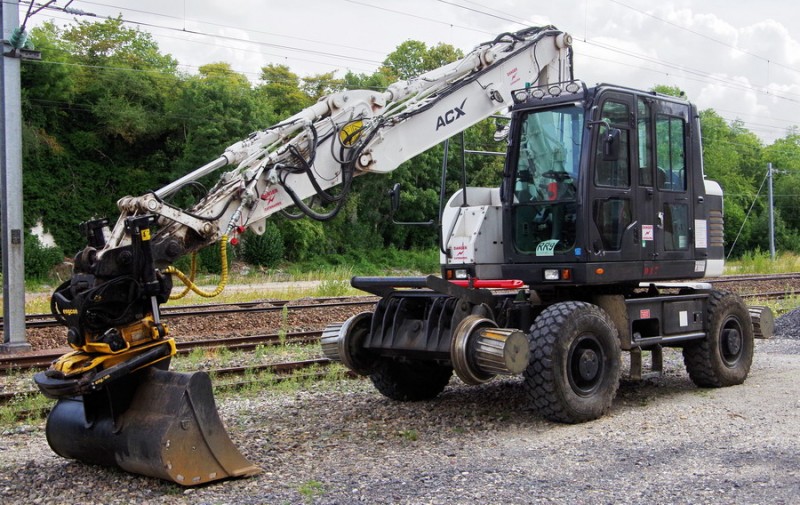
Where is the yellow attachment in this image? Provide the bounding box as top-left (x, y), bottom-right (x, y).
top-left (71, 315), bottom-right (169, 354)
top-left (51, 338), bottom-right (177, 378)
top-left (165, 235), bottom-right (229, 298)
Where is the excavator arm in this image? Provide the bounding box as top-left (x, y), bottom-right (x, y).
top-left (105, 27), bottom-right (572, 263)
top-left (34, 26), bottom-right (572, 486)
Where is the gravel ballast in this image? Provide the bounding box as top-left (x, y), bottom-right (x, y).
top-left (2, 322), bottom-right (800, 503)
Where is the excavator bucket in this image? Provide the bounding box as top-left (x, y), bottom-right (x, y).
top-left (43, 366), bottom-right (261, 486)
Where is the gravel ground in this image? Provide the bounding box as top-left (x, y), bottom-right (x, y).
top-left (2, 312), bottom-right (800, 504)
top-left (1, 284), bottom-right (797, 505)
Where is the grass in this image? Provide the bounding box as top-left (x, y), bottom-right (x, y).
top-left (297, 480), bottom-right (325, 503)
top-left (725, 250), bottom-right (800, 275)
top-left (398, 428), bottom-right (419, 442)
top-left (12, 267), bottom-right (366, 316)
top-left (0, 391), bottom-right (52, 425)
top-left (742, 291), bottom-right (800, 317)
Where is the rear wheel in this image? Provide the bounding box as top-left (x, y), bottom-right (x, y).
top-left (683, 291), bottom-right (753, 387)
top-left (369, 359), bottom-right (453, 401)
top-left (524, 301), bottom-right (621, 423)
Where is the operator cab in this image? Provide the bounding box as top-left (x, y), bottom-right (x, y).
top-left (500, 82), bottom-right (724, 288)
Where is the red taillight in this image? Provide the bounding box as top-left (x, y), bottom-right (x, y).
top-left (450, 279), bottom-right (525, 289)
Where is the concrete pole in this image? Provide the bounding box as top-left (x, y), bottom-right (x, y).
top-left (767, 163), bottom-right (775, 261)
top-left (0, 0), bottom-right (30, 353)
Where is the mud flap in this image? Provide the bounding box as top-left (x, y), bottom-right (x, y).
top-left (44, 367), bottom-right (261, 486)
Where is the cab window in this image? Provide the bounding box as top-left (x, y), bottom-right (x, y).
top-left (656, 115), bottom-right (686, 191)
top-left (594, 100), bottom-right (630, 188)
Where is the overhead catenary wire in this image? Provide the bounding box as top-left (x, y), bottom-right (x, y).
top-left (16, 0), bottom-right (800, 144)
top-left (726, 168), bottom-right (770, 259)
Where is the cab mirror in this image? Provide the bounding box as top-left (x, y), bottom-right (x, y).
top-left (389, 183), bottom-right (401, 213)
top-left (603, 127), bottom-right (621, 162)
top-left (387, 182), bottom-right (434, 226)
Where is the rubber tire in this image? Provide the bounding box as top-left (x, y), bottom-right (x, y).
top-left (369, 359), bottom-right (453, 401)
top-left (683, 290), bottom-right (754, 388)
top-left (524, 301), bottom-right (621, 424)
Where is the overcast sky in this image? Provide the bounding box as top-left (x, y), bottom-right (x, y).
top-left (27, 0), bottom-right (800, 144)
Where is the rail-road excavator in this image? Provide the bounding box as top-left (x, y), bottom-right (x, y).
top-left (34, 26), bottom-right (759, 486)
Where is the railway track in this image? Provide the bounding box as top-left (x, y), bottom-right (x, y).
top-left (2, 296), bottom-right (378, 330)
top-left (9, 276), bottom-right (796, 330)
top-left (704, 273), bottom-right (800, 284)
top-left (0, 329), bottom-right (325, 371)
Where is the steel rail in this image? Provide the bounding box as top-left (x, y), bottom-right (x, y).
top-left (0, 329), bottom-right (324, 372)
top-left (2, 296), bottom-right (377, 330)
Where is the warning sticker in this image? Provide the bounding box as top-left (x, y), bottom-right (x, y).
top-left (695, 219), bottom-right (708, 249)
top-left (339, 120), bottom-right (364, 147)
top-left (642, 225), bottom-right (654, 241)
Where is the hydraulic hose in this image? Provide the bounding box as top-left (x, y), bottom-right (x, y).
top-left (166, 254), bottom-right (197, 300)
top-left (164, 235), bottom-right (229, 298)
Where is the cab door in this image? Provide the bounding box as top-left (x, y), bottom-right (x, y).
top-left (651, 100), bottom-right (694, 267)
top-left (635, 96), bottom-right (657, 264)
top-left (588, 91), bottom-right (641, 263)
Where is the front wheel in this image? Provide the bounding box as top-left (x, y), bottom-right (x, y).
top-left (683, 291), bottom-right (754, 387)
top-left (524, 301), bottom-right (621, 423)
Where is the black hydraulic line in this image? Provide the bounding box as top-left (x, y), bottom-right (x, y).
top-left (149, 189), bottom-right (237, 223)
top-left (460, 131), bottom-right (468, 207)
top-left (439, 139), bottom-right (451, 257)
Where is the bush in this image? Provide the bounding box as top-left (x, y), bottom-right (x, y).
top-left (277, 218), bottom-right (326, 261)
top-left (24, 234), bottom-right (63, 280)
top-left (241, 224), bottom-right (284, 267)
top-left (195, 240), bottom-right (233, 275)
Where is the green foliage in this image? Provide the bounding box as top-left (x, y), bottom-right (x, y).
top-left (196, 241), bottom-right (233, 275)
top-left (727, 250), bottom-right (800, 274)
top-left (23, 234), bottom-right (63, 280)
top-left (276, 217), bottom-right (326, 262)
top-left (302, 71), bottom-right (344, 100)
top-left (381, 41), bottom-right (463, 80)
top-left (398, 428), bottom-right (419, 441)
top-left (257, 64), bottom-right (310, 117)
top-left (18, 22), bottom-right (800, 271)
top-left (241, 224), bottom-right (284, 267)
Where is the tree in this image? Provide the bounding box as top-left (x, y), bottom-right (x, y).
top-left (381, 41), bottom-right (463, 81)
top-left (381, 40), bottom-right (428, 80)
top-left (302, 71), bottom-right (344, 101)
top-left (765, 134), bottom-right (800, 245)
top-left (21, 18), bottom-right (181, 253)
top-left (257, 64), bottom-right (310, 118)
top-left (60, 16), bottom-right (178, 71)
top-left (170, 62), bottom-right (272, 178)
top-left (651, 84), bottom-right (686, 99)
